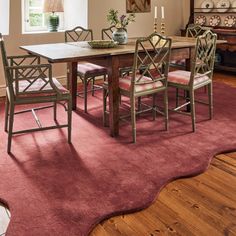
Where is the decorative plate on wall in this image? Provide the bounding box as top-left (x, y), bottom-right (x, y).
top-left (195, 15), bottom-right (207, 25)
top-left (224, 15), bottom-right (236, 27)
top-left (201, 0), bottom-right (214, 12)
top-left (209, 15), bottom-right (221, 26)
top-left (217, 0), bottom-right (230, 12)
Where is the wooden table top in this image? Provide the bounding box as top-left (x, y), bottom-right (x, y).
top-left (20, 36), bottom-right (199, 63)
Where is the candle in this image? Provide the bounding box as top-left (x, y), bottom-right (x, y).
top-left (161, 6), bottom-right (165, 19)
top-left (154, 6), bottom-right (157, 19)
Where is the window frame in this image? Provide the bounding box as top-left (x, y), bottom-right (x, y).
top-left (22, 0), bottom-right (64, 33)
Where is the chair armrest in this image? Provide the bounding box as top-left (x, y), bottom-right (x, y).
top-left (6, 64), bottom-right (62, 95)
top-left (7, 55), bottom-right (41, 66)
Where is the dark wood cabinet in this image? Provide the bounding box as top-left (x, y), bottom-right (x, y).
top-left (188, 0), bottom-right (236, 73)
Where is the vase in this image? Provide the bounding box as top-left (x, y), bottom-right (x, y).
top-left (112, 28), bottom-right (128, 45)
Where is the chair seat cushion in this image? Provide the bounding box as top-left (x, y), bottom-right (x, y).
top-left (170, 59), bottom-right (185, 67)
top-left (168, 70), bottom-right (210, 86)
top-left (77, 62), bottom-right (107, 77)
top-left (14, 78), bottom-right (69, 98)
top-left (119, 75), bottom-right (163, 93)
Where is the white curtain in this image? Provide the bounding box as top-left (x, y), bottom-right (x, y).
top-left (0, 0), bottom-right (10, 35)
top-left (64, 0), bottom-right (88, 29)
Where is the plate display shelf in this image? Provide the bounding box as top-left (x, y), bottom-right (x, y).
top-left (185, 0), bottom-right (236, 73)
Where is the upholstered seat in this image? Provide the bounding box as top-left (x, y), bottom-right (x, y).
top-left (168, 70), bottom-right (210, 86)
top-left (13, 78), bottom-right (69, 98)
top-left (77, 62), bottom-right (107, 77)
top-left (119, 75), bottom-right (163, 93)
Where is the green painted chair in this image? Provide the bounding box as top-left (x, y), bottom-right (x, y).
top-left (171, 24), bottom-right (211, 68)
top-left (0, 33), bottom-right (72, 153)
top-left (65, 26), bottom-right (107, 113)
top-left (168, 30), bottom-right (217, 131)
top-left (103, 33), bottom-right (172, 142)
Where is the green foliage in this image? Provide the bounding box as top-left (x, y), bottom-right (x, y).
top-left (107, 9), bottom-right (135, 29)
top-left (29, 13), bottom-right (43, 27)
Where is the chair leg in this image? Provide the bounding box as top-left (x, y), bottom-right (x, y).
top-left (208, 83), bottom-right (213, 119)
top-left (4, 96), bottom-right (9, 132)
top-left (91, 77), bottom-right (95, 96)
top-left (7, 104), bottom-right (14, 153)
top-left (67, 98), bottom-right (72, 143)
top-left (176, 88), bottom-right (179, 108)
top-left (164, 89), bottom-right (169, 131)
top-left (152, 94), bottom-right (156, 120)
top-left (131, 96), bottom-right (136, 143)
top-left (84, 79), bottom-right (88, 113)
top-left (189, 90), bottom-right (196, 132)
top-left (103, 88), bottom-right (108, 127)
top-left (53, 102), bottom-right (57, 122)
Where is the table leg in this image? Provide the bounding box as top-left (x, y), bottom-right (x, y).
top-left (67, 62), bottom-right (78, 110)
top-left (108, 56), bottom-right (120, 137)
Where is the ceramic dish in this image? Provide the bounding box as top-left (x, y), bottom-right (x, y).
top-left (201, 0), bottom-right (214, 12)
top-left (224, 15), bottom-right (236, 27)
top-left (216, 0), bottom-right (230, 12)
top-left (209, 15), bottom-right (221, 26)
top-left (88, 40), bottom-right (118, 48)
top-left (195, 15), bottom-right (207, 25)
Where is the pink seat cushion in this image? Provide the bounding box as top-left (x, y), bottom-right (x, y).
top-left (14, 78), bottom-right (69, 98)
top-left (77, 62), bottom-right (107, 77)
top-left (168, 70), bottom-right (210, 86)
top-left (119, 75), bottom-right (163, 93)
top-left (170, 59), bottom-right (185, 66)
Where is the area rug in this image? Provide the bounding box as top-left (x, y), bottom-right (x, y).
top-left (0, 81), bottom-right (235, 236)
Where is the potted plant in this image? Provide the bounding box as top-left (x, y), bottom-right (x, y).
top-left (107, 9), bottom-right (135, 44)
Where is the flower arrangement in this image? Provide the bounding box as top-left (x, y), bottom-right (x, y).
top-left (107, 9), bottom-right (135, 29)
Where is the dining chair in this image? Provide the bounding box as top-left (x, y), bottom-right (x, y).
top-left (65, 26), bottom-right (107, 113)
top-left (103, 33), bottom-right (172, 142)
top-left (171, 24), bottom-right (211, 68)
top-left (167, 30), bottom-right (217, 131)
top-left (0, 33), bottom-right (72, 153)
top-left (101, 25), bottom-right (132, 76)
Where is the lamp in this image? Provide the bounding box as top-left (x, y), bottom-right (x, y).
top-left (43, 0), bottom-right (64, 32)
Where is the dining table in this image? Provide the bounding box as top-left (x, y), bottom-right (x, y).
top-left (19, 36), bottom-right (205, 137)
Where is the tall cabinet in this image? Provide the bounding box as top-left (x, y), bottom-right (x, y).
top-left (189, 0), bottom-right (236, 72)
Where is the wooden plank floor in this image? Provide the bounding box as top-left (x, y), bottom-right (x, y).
top-left (90, 72), bottom-right (236, 236)
top-left (90, 153), bottom-right (236, 236)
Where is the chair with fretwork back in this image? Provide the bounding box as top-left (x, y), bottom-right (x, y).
top-left (103, 33), bottom-right (172, 142)
top-left (171, 24), bottom-right (211, 68)
top-left (101, 26), bottom-right (132, 76)
top-left (65, 26), bottom-right (107, 113)
top-left (0, 33), bottom-right (72, 153)
top-left (168, 30), bottom-right (217, 131)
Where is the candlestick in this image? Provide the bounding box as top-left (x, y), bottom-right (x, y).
top-left (160, 22), bottom-right (165, 36)
top-left (154, 18), bottom-right (157, 33)
top-left (154, 6), bottom-right (157, 19)
top-left (161, 6), bottom-right (165, 19)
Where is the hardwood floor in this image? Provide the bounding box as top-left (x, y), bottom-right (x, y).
top-left (0, 72), bottom-right (235, 236)
top-left (90, 153), bottom-right (236, 236)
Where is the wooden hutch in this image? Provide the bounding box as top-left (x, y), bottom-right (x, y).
top-left (187, 0), bottom-right (236, 73)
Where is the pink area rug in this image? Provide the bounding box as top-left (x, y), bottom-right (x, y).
top-left (0, 81), bottom-right (236, 236)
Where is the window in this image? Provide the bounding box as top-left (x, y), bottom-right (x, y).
top-left (22, 0), bottom-right (88, 33)
top-left (22, 0), bottom-right (64, 32)
top-left (0, 0), bottom-right (10, 35)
